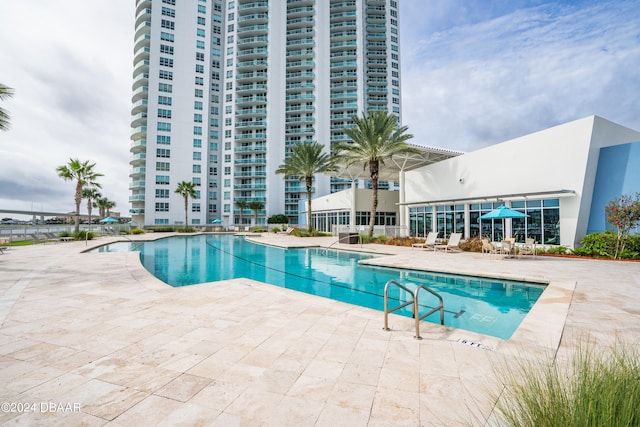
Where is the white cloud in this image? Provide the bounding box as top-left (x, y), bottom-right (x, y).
top-left (401, 0), bottom-right (640, 151)
top-left (0, 0), bottom-right (134, 215)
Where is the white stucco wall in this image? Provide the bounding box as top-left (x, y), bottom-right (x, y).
top-left (404, 116), bottom-right (640, 247)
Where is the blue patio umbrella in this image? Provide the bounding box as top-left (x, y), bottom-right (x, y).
top-left (211, 219), bottom-right (223, 224)
top-left (478, 205), bottom-right (528, 220)
top-left (478, 206), bottom-right (528, 240)
top-left (99, 216), bottom-right (119, 223)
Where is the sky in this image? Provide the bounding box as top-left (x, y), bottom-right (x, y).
top-left (0, 0), bottom-right (639, 217)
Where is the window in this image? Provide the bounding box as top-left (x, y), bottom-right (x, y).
top-left (227, 35), bottom-right (234, 44)
top-left (157, 109), bottom-right (172, 118)
top-left (224, 166), bottom-right (231, 175)
top-left (228, 12), bottom-right (234, 21)
top-left (196, 52), bottom-right (204, 61)
top-left (156, 162), bottom-right (170, 171)
top-left (197, 16), bottom-right (206, 25)
top-left (160, 57), bottom-right (173, 67)
top-left (227, 24), bottom-right (234, 32)
top-left (155, 175), bottom-right (170, 185)
top-left (213, 14), bottom-right (222, 22)
top-left (224, 192), bottom-right (230, 200)
top-left (224, 154), bottom-right (231, 163)
top-left (195, 64), bottom-right (204, 73)
top-left (198, 4), bottom-right (206, 13)
top-left (212, 48), bottom-right (222, 57)
top-left (194, 114), bottom-right (203, 123)
top-left (161, 19), bottom-right (174, 30)
top-left (156, 189), bottom-right (170, 198)
top-left (225, 94), bottom-right (232, 102)
top-left (194, 88), bottom-right (203, 98)
top-left (391, 53), bottom-right (398, 60)
top-left (160, 45), bottom-right (174, 55)
top-left (161, 7), bottom-right (175, 17)
top-left (192, 203), bottom-right (201, 212)
top-left (193, 138), bottom-right (202, 148)
top-left (196, 40), bottom-right (205, 50)
top-left (157, 122), bottom-right (171, 132)
top-left (155, 202), bottom-right (169, 212)
top-left (194, 101), bottom-right (203, 110)
top-left (162, 0), bottom-right (175, 5)
top-left (157, 135), bottom-right (171, 145)
top-left (193, 165), bottom-right (202, 173)
top-left (391, 44), bottom-right (398, 52)
top-left (158, 96), bottom-right (172, 105)
top-left (197, 28), bottom-right (205, 38)
top-left (194, 126), bottom-right (203, 135)
top-left (160, 32), bottom-right (174, 42)
top-left (192, 177), bottom-right (201, 186)
top-left (159, 70), bottom-right (173, 80)
top-left (195, 76), bottom-right (204, 85)
top-left (224, 130), bottom-right (232, 138)
top-left (156, 148), bottom-right (170, 158)
top-left (159, 83), bottom-right (172, 93)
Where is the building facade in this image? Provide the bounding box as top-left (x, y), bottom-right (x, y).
top-left (130, 0), bottom-right (403, 227)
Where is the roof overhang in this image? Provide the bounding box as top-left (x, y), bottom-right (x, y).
top-left (328, 143), bottom-right (463, 182)
top-left (400, 189), bottom-right (576, 206)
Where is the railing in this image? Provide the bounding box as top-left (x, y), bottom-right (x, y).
top-left (383, 280), bottom-right (444, 340)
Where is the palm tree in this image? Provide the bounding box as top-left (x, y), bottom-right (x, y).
top-left (0, 83), bottom-right (14, 131)
top-left (56, 159), bottom-right (103, 233)
top-left (93, 196), bottom-right (108, 218)
top-left (104, 199), bottom-right (116, 217)
top-left (335, 111), bottom-right (418, 237)
top-left (248, 201), bottom-right (265, 227)
top-left (234, 200), bottom-right (248, 227)
top-left (276, 141), bottom-right (335, 232)
top-left (82, 187), bottom-right (101, 226)
top-left (175, 181), bottom-right (197, 229)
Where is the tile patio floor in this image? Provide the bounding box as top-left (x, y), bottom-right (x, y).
top-left (0, 233), bottom-right (639, 426)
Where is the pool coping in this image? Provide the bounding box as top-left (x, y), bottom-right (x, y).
top-left (96, 232), bottom-right (574, 353)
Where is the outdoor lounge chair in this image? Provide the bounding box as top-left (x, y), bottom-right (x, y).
top-left (435, 232), bottom-right (462, 252)
top-left (412, 232), bottom-right (438, 250)
top-left (278, 226), bottom-right (294, 235)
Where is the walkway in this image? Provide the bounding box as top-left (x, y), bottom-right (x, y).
top-left (0, 233), bottom-right (638, 426)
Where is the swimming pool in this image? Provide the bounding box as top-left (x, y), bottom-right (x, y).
top-left (96, 234), bottom-right (545, 339)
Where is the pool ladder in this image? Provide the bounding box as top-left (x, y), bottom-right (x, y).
top-left (383, 280), bottom-right (445, 340)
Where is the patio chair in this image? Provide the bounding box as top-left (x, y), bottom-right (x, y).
top-left (481, 238), bottom-right (499, 256)
top-left (435, 232), bottom-right (462, 252)
top-left (501, 238), bottom-right (515, 257)
top-left (412, 232), bottom-right (438, 250)
top-left (519, 238), bottom-right (536, 256)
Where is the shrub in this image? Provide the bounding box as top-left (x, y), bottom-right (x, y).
top-left (145, 225), bottom-right (175, 232)
top-left (58, 231), bottom-right (71, 238)
top-left (571, 231), bottom-right (640, 260)
top-left (249, 226), bottom-right (268, 233)
top-left (384, 236), bottom-right (425, 247)
top-left (459, 237), bottom-right (483, 252)
top-left (493, 340), bottom-right (640, 427)
top-left (292, 229), bottom-right (329, 237)
top-left (74, 231), bottom-right (94, 240)
top-left (267, 214), bottom-right (289, 224)
top-left (177, 227), bottom-right (196, 233)
top-left (131, 228), bottom-right (144, 235)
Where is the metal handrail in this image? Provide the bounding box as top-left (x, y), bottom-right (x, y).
top-left (414, 285), bottom-right (445, 339)
top-left (383, 280), bottom-right (445, 340)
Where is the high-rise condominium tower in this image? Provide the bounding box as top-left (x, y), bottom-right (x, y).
top-left (130, 0), bottom-right (402, 227)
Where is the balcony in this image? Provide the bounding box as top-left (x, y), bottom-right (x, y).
top-left (235, 108), bottom-right (267, 116)
top-left (234, 143), bottom-right (266, 152)
top-left (234, 171), bottom-right (267, 177)
top-left (237, 24), bottom-right (268, 36)
top-left (132, 59), bottom-right (149, 76)
top-left (237, 47), bottom-right (269, 59)
top-left (330, 1), bottom-right (357, 10)
top-left (235, 95), bottom-right (267, 105)
top-left (287, 6), bottom-right (314, 17)
top-left (236, 83), bottom-right (267, 93)
top-left (129, 167), bottom-right (146, 178)
top-left (130, 139), bottom-right (147, 153)
top-left (129, 181), bottom-right (146, 190)
top-left (238, 13), bottom-right (268, 25)
top-left (130, 125), bottom-right (147, 140)
top-left (234, 158), bottom-right (267, 165)
top-left (286, 38), bottom-right (315, 48)
top-left (130, 112), bottom-right (147, 127)
top-left (237, 36), bottom-right (268, 47)
top-left (131, 85), bottom-right (148, 103)
top-left (131, 99), bottom-right (148, 115)
top-left (135, 8), bottom-right (151, 29)
top-left (129, 194), bottom-right (145, 202)
top-left (129, 208), bottom-right (145, 214)
top-left (235, 120), bottom-right (267, 128)
top-left (238, 1), bottom-right (268, 13)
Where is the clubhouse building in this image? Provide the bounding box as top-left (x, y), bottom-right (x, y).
top-left (304, 116), bottom-right (640, 248)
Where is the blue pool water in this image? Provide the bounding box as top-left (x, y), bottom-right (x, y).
top-left (96, 234), bottom-right (545, 339)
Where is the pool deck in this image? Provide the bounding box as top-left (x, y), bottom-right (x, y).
top-left (1, 232), bottom-right (639, 426)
